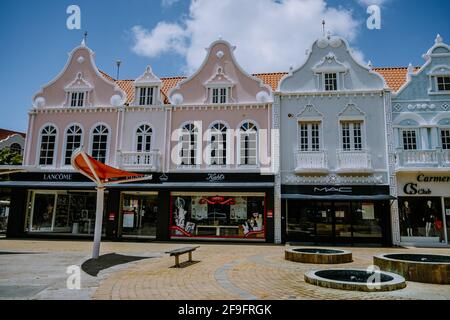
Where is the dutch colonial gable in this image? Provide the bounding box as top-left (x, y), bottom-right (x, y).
top-left (169, 40), bottom-right (272, 105)
top-left (32, 41), bottom-right (126, 109)
top-left (25, 41), bottom-right (126, 168)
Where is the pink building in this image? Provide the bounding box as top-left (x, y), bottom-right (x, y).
top-left (7, 39), bottom-right (278, 243)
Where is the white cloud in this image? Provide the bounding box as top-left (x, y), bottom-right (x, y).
top-left (356, 0), bottom-right (389, 7)
top-left (132, 0), bottom-right (365, 74)
top-left (161, 0), bottom-right (182, 8)
top-left (131, 23), bottom-right (188, 57)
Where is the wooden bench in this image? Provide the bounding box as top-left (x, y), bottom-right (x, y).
top-left (165, 246), bottom-right (200, 268)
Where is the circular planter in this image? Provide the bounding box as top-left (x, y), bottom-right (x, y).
top-left (374, 254), bottom-right (450, 284)
top-left (285, 248), bottom-right (352, 264)
top-left (304, 269), bottom-right (407, 292)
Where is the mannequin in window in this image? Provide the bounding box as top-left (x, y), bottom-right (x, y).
top-left (423, 200), bottom-right (436, 237)
top-left (400, 201), bottom-right (413, 237)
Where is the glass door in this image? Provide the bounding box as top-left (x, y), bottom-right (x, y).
top-left (334, 202), bottom-right (352, 240)
top-left (315, 202), bottom-right (334, 240)
top-left (120, 193), bottom-right (158, 238)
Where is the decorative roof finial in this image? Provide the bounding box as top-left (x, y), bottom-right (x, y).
top-left (81, 31), bottom-right (88, 46)
top-left (435, 34), bottom-right (443, 44)
top-left (327, 30), bottom-right (331, 40)
top-left (367, 60), bottom-right (373, 69)
top-left (322, 19), bottom-right (326, 37)
top-left (218, 34), bottom-right (223, 41)
top-left (407, 63), bottom-right (414, 80)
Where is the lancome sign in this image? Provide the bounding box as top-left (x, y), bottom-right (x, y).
top-left (43, 173), bottom-right (73, 181)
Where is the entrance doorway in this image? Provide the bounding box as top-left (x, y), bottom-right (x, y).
top-left (286, 200), bottom-right (383, 244)
top-left (120, 192), bottom-right (158, 238)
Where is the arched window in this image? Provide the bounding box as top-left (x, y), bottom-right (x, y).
top-left (91, 125), bottom-right (109, 163)
top-left (239, 122), bottom-right (258, 166)
top-left (9, 143), bottom-right (22, 155)
top-left (180, 123), bottom-right (198, 166)
top-left (136, 125), bottom-right (153, 152)
top-left (209, 123), bottom-right (228, 166)
top-left (64, 125), bottom-right (83, 165)
top-left (39, 125), bottom-right (57, 166)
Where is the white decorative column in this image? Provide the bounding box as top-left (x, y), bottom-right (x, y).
top-left (420, 127), bottom-right (429, 149)
top-left (272, 94), bottom-right (282, 244)
top-left (385, 91), bottom-right (401, 245)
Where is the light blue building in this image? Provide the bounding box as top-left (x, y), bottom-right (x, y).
top-left (392, 35), bottom-right (450, 246)
top-left (274, 33), bottom-right (394, 246)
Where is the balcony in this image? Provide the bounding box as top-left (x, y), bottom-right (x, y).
top-left (396, 149), bottom-right (450, 171)
top-left (336, 150), bottom-right (373, 174)
top-left (118, 151), bottom-right (160, 172)
top-left (295, 151), bottom-right (329, 174)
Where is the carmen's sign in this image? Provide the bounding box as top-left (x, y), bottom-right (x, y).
top-left (417, 174), bottom-right (450, 183)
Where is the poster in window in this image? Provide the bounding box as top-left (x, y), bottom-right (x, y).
top-left (191, 197), bottom-right (207, 220)
top-left (230, 197), bottom-right (247, 220)
top-left (123, 212), bottom-right (134, 228)
top-left (362, 203), bottom-right (375, 220)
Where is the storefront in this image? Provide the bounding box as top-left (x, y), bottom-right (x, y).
top-left (397, 173), bottom-right (450, 246)
top-left (3, 172), bottom-right (275, 243)
top-left (282, 185), bottom-right (393, 246)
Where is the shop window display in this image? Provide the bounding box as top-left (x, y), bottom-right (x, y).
top-left (26, 191), bottom-right (107, 235)
top-left (399, 197), bottom-right (446, 243)
top-left (170, 192), bottom-right (265, 239)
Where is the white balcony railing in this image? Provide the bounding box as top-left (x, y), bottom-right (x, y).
top-left (295, 151), bottom-right (329, 174)
top-left (396, 149), bottom-right (450, 169)
top-left (337, 150), bottom-right (372, 173)
top-left (119, 151), bottom-right (160, 171)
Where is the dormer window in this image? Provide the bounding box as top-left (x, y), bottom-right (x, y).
top-left (324, 73), bottom-right (338, 91)
top-left (212, 88), bottom-right (228, 104)
top-left (138, 87), bottom-right (155, 106)
top-left (70, 92), bottom-right (86, 107)
top-left (437, 76), bottom-right (450, 91)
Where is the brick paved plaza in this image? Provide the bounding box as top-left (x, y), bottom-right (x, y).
top-left (0, 240), bottom-right (449, 300)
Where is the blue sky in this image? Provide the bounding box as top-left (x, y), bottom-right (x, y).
top-left (0, 0), bottom-right (449, 132)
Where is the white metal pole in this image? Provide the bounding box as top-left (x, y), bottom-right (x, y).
top-left (92, 186), bottom-right (105, 259)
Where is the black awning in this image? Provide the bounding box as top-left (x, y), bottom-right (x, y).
top-left (281, 194), bottom-right (396, 201)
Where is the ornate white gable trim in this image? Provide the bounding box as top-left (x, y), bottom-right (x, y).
top-left (338, 103), bottom-right (365, 121)
top-left (64, 72), bottom-right (93, 92)
top-left (312, 52), bottom-right (348, 74)
top-left (204, 66), bottom-right (235, 88)
top-left (134, 66), bottom-right (162, 86)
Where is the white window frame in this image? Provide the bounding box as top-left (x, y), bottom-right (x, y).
top-left (135, 124), bottom-right (153, 152)
top-left (178, 123), bottom-right (200, 167)
top-left (401, 128), bottom-right (419, 150)
top-left (69, 91), bottom-right (87, 107)
top-left (441, 128), bottom-right (450, 150)
top-left (340, 121), bottom-right (364, 151)
top-left (89, 124), bottom-right (110, 164)
top-left (62, 124), bottom-right (84, 166)
top-left (298, 122), bottom-right (322, 152)
top-left (211, 87), bottom-right (229, 104)
top-left (37, 124), bottom-right (58, 167)
top-left (207, 122), bottom-right (230, 167)
top-left (324, 73), bottom-right (338, 91)
top-left (138, 87), bottom-right (155, 106)
top-left (238, 121), bottom-right (259, 167)
top-left (436, 75), bottom-right (450, 92)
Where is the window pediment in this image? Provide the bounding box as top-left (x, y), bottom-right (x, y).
top-left (204, 67), bottom-right (235, 88)
top-left (313, 53), bottom-right (348, 74)
top-left (134, 66), bottom-right (162, 86)
top-left (338, 103), bottom-right (365, 121)
top-left (296, 104), bottom-right (323, 121)
top-left (64, 72), bottom-right (93, 92)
